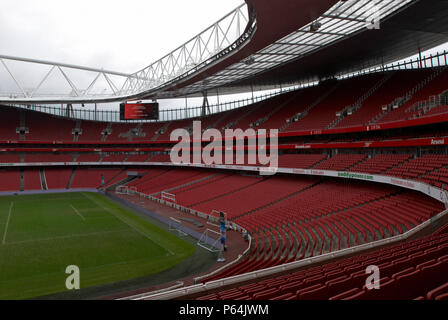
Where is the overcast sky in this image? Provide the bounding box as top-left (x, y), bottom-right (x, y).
top-left (0, 0), bottom-right (243, 73)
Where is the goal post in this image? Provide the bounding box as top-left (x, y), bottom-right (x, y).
top-left (115, 185), bottom-right (129, 194)
top-left (115, 185), bottom-right (137, 195)
top-left (198, 210), bottom-right (228, 261)
top-left (161, 192), bottom-right (176, 203)
top-left (197, 228), bottom-right (223, 253)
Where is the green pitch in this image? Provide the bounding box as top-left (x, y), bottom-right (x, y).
top-left (0, 192), bottom-right (195, 300)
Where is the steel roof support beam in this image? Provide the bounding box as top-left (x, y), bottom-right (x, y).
top-left (31, 66), bottom-right (56, 98)
top-left (58, 67), bottom-right (80, 97)
top-left (0, 58), bottom-right (28, 98)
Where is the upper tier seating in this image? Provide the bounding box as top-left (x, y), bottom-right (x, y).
top-left (285, 74), bottom-right (384, 132)
top-left (25, 111), bottom-right (76, 141)
top-left (335, 70), bottom-right (432, 128)
top-left (420, 105), bottom-right (448, 118)
top-left (232, 94), bottom-right (295, 131)
top-left (132, 122), bottom-right (165, 141)
top-left (156, 119), bottom-right (193, 141)
top-left (77, 121), bottom-right (108, 142)
top-left (1, 69), bottom-right (447, 145)
top-left (378, 68), bottom-right (448, 124)
top-left (258, 85), bottom-right (331, 131)
top-left (0, 108), bottom-right (21, 141)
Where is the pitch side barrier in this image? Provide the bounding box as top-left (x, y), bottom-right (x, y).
top-left (1, 161), bottom-right (447, 205)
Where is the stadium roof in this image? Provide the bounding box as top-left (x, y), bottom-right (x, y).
top-left (1, 0), bottom-right (447, 104)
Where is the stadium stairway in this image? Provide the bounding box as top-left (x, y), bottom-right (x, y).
top-left (67, 168), bottom-right (77, 189)
top-left (126, 168), bottom-right (171, 190)
top-left (375, 67), bottom-right (447, 124)
top-left (106, 174), bottom-right (137, 191)
top-left (330, 72), bottom-right (395, 129)
top-left (44, 168), bottom-right (73, 190)
top-left (39, 169), bottom-right (48, 190)
top-left (370, 71), bottom-right (434, 124)
top-left (250, 91), bottom-right (300, 130)
top-left (285, 74), bottom-right (384, 132)
top-left (151, 122), bottom-right (171, 141)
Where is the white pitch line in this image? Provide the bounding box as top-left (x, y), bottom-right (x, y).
top-left (5, 230), bottom-right (127, 246)
top-left (2, 202), bottom-right (14, 245)
top-left (70, 204), bottom-right (86, 221)
top-left (81, 193), bottom-right (175, 255)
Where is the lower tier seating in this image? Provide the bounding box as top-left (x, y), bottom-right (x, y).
top-left (195, 232), bottom-right (448, 300)
top-left (24, 170), bottom-right (42, 191)
top-left (122, 168), bottom-right (445, 285)
top-left (71, 168), bottom-right (122, 189)
top-left (44, 168), bottom-right (73, 189)
top-left (0, 170), bottom-right (21, 192)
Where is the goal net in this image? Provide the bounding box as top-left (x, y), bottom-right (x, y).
top-left (168, 217), bottom-right (188, 237)
top-left (197, 228), bottom-right (222, 252)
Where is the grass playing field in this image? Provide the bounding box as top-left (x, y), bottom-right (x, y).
top-left (0, 192), bottom-right (196, 300)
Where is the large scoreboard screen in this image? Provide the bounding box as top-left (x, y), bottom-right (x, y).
top-left (119, 102), bottom-right (159, 120)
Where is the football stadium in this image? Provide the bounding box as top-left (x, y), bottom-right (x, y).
top-left (0, 0), bottom-right (448, 305)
